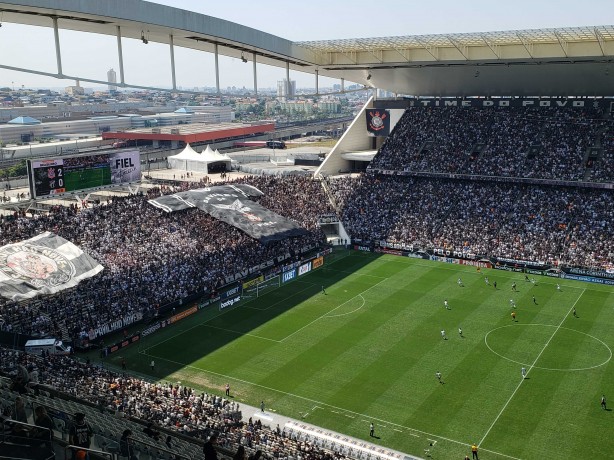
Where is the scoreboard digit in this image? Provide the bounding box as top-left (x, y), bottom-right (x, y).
top-left (28, 159), bottom-right (66, 197)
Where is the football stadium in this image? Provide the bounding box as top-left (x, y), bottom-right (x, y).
top-left (0, 2), bottom-right (613, 460)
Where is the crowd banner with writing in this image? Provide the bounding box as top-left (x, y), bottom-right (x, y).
top-left (0, 232), bottom-right (104, 301)
top-left (366, 109), bottom-right (390, 136)
top-left (148, 185), bottom-right (307, 244)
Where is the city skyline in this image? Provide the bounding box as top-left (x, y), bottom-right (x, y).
top-left (1, 0), bottom-right (613, 92)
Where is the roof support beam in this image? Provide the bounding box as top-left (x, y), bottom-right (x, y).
top-left (553, 31), bottom-right (569, 57)
top-left (481, 35), bottom-right (501, 59)
top-left (384, 39), bottom-right (411, 62)
top-left (169, 34), bottom-right (177, 90)
top-left (516, 33), bottom-right (534, 59)
top-left (116, 25), bottom-right (125, 86)
top-left (355, 39), bottom-right (383, 63)
top-left (415, 37), bottom-right (439, 61)
top-left (447, 36), bottom-right (469, 60)
top-left (52, 17), bottom-right (63, 77)
top-left (594, 27), bottom-right (606, 56)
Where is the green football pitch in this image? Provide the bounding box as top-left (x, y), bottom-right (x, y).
top-left (114, 250), bottom-right (614, 459)
top-left (65, 166), bottom-right (111, 191)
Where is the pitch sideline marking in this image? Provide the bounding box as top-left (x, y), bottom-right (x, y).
top-left (141, 281), bottom-right (318, 353)
top-left (279, 278), bottom-right (388, 342)
top-left (325, 294), bottom-right (366, 318)
top-left (142, 352), bottom-right (521, 460)
top-left (479, 289), bottom-right (586, 447)
top-left (200, 324), bottom-right (282, 343)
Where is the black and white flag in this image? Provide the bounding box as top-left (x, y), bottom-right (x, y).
top-left (149, 184), bottom-right (308, 244)
top-left (0, 232), bottom-right (104, 301)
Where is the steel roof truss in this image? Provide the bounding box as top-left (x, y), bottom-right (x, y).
top-left (481, 34), bottom-right (501, 59)
top-left (447, 35), bottom-right (469, 60)
top-left (516, 33), bottom-right (534, 59)
top-left (553, 30), bottom-right (569, 57)
top-left (594, 27), bottom-right (606, 56)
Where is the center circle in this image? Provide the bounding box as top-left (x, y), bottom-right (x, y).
top-left (484, 324), bottom-right (612, 371)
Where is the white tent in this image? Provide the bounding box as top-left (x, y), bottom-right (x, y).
top-left (167, 143), bottom-right (232, 173)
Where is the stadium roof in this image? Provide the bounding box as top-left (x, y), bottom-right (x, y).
top-left (0, 1), bottom-right (613, 96)
top-left (296, 26), bottom-right (614, 53)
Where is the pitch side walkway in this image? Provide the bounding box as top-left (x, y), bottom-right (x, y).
top-left (241, 401), bottom-right (422, 460)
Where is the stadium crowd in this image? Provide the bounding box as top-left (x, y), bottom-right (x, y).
top-left (370, 106), bottom-right (614, 182)
top-left (326, 174), bottom-right (614, 268)
top-left (0, 346), bottom-right (349, 460)
top-left (0, 176), bottom-right (335, 339)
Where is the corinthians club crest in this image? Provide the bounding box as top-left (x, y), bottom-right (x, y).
top-left (366, 109), bottom-right (390, 136)
top-left (0, 243), bottom-right (76, 288)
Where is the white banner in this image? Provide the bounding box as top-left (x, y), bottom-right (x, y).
top-left (0, 232), bottom-right (104, 301)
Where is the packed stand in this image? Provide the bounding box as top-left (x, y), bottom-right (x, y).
top-left (370, 106), bottom-right (613, 182)
top-left (588, 128), bottom-right (614, 182)
top-left (0, 176), bottom-right (335, 338)
top-left (327, 174), bottom-right (614, 269)
top-left (0, 346), bottom-right (350, 460)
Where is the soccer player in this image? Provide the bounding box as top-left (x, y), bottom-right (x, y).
top-left (530, 278), bottom-right (537, 285)
top-left (512, 282), bottom-right (517, 292)
top-left (521, 367), bottom-right (527, 379)
top-left (435, 371), bottom-right (443, 384)
top-left (509, 299), bottom-right (516, 308)
top-left (511, 311), bottom-right (516, 321)
top-left (457, 278), bottom-right (464, 287)
top-left (557, 283), bottom-right (561, 292)
top-left (444, 299), bottom-right (450, 310)
top-left (532, 295), bottom-right (537, 305)
top-left (484, 276), bottom-right (490, 286)
top-left (601, 395), bottom-right (607, 410)
top-left (321, 285), bottom-right (327, 295)
top-left (525, 275), bottom-right (530, 282)
top-left (369, 422), bottom-right (375, 437)
top-left (458, 326), bottom-right (463, 337)
top-left (493, 281), bottom-right (497, 290)
top-left (441, 329), bottom-right (447, 340)
top-left (573, 307), bottom-right (578, 318)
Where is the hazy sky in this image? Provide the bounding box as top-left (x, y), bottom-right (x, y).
top-left (1, 0), bottom-right (613, 91)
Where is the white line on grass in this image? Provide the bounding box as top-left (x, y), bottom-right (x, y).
top-left (144, 352), bottom-right (520, 460)
top-left (201, 324), bottom-right (282, 343)
top-left (279, 278), bottom-right (389, 342)
top-left (325, 295), bottom-right (365, 318)
top-left (479, 288), bottom-right (586, 447)
top-left (142, 281), bottom-right (319, 352)
top-left (244, 282), bottom-right (316, 311)
top-left (320, 268), bottom-right (387, 279)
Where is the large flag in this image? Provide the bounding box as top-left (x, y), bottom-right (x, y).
top-left (149, 184), bottom-right (308, 244)
top-left (0, 232), bottom-right (104, 301)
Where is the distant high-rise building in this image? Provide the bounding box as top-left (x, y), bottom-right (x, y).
top-left (107, 68), bottom-right (117, 91)
top-left (277, 79), bottom-right (296, 100)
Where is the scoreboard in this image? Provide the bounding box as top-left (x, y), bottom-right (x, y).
top-left (29, 159), bottom-right (66, 196)
top-left (27, 150), bottom-right (141, 199)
